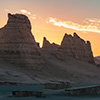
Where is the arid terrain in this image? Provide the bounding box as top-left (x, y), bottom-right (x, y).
top-left (0, 13), bottom-right (99, 85)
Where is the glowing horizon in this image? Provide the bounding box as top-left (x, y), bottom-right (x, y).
top-left (0, 0), bottom-right (100, 57)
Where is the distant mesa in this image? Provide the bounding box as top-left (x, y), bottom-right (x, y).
top-left (0, 13), bottom-right (44, 69)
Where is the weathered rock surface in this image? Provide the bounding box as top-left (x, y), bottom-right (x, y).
top-left (58, 33), bottom-right (94, 63)
top-left (0, 13), bottom-right (98, 85)
top-left (42, 33), bottom-right (94, 63)
top-left (0, 13), bottom-right (44, 68)
top-left (94, 56), bottom-right (100, 64)
top-left (41, 37), bottom-right (59, 58)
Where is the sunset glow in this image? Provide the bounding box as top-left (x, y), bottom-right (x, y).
top-left (47, 17), bottom-right (100, 33)
top-left (0, 0), bottom-right (100, 56)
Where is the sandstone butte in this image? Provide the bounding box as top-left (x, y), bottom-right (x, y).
top-left (0, 13), bottom-right (94, 69)
top-left (0, 13), bottom-right (44, 69)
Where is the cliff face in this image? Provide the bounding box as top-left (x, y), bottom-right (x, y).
top-left (58, 33), bottom-right (94, 63)
top-left (42, 33), bottom-right (94, 63)
top-left (41, 37), bottom-right (59, 58)
top-left (0, 13), bottom-right (44, 68)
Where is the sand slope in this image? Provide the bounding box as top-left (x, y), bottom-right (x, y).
top-left (0, 58), bottom-right (39, 84)
top-left (22, 56), bottom-right (100, 84)
top-left (0, 55), bottom-right (100, 84)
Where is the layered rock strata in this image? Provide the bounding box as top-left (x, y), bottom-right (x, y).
top-left (42, 33), bottom-right (94, 63)
top-left (0, 13), bottom-right (44, 68)
top-left (58, 33), bottom-right (94, 63)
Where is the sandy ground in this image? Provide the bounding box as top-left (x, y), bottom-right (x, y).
top-left (0, 56), bottom-right (100, 85)
top-left (0, 58), bottom-right (38, 84)
top-left (23, 56), bottom-right (100, 85)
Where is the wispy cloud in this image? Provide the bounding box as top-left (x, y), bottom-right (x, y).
top-left (20, 9), bottom-right (43, 20)
top-left (20, 9), bottom-right (31, 15)
top-left (30, 14), bottom-right (36, 20)
top-left (47, 17), bottom-right (100, 33)
top-left (87, 18), bottom-right (100, 23)
top-left (20, 9), bottom-right (36, 19)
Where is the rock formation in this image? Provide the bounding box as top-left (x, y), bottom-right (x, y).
top-left (42, 33), bottom-right (94, 63)
top-left (94, 56), bottom-right (100, 65)
top-left (0, 13), bottom-right (44, 68)
top-left (41, 37), bottom-right (59, 58)
top-left (58, 33), bottom-right (94, 63)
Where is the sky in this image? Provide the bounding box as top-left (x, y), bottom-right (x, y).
top-left (0, 0), bottom-right (100, 56)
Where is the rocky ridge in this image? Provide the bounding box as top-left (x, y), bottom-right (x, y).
top-left (42, 33), bottom-right (94, 63)
top-left (58, 33), bottom-right (94, 63)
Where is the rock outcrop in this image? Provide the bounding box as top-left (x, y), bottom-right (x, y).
top-left (94, 56), bottom-right (100, 65)
top-left (42, 33), bottom-right (94, 63)
top-left (0, 13), bottom-right (44, 68)
top-left (41, 37), bottom-right (59, 58)
top-left (58, 33), bottom-right (94, 63)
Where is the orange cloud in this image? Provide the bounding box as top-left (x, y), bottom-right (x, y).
top-left (47, 17), bottom-right (100, 33)
top-left (88, 18), bottom-right (100, 23)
